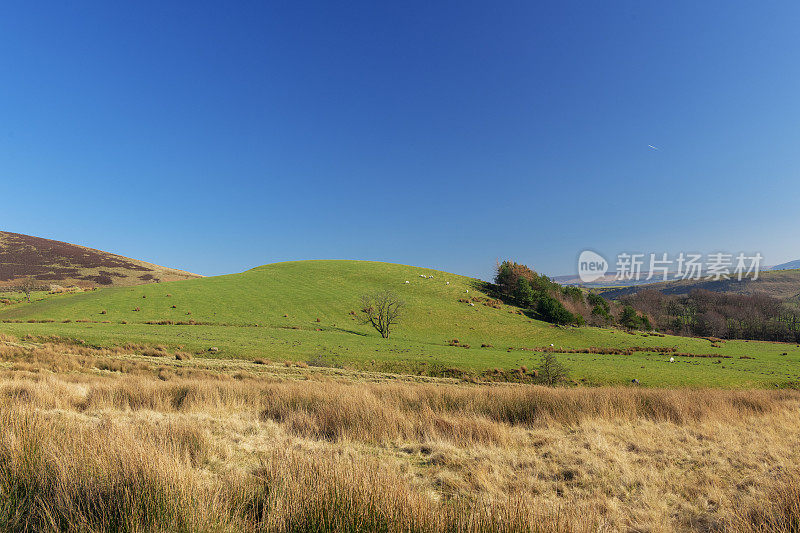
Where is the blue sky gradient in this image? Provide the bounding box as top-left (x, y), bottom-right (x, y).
top-left (2, 1), bottom-right (799, 280)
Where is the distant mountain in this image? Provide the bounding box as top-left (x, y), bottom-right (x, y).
top-left (553, 260), bottom-right (800, 289)
top-left (770, 259), bottom-right (800, 271)
top-left (552, 272), bottom-right (683, 288)
top-left (599, 268), bottom-right (800, 302)
top-left (0, 231), bottom-right (201, 289)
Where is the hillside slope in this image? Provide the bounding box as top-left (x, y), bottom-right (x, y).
top-left (0, 260), bottom-right (508, 336)
top-left (0, 231), bottom-right (201, 289)
top-left (771, 259), bottom-right (800, 271)
top-left (599, 268), bottom-right (800, 301)
top-left (2, 260), bottom-right (800, 387)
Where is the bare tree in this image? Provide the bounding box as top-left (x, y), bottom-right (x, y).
top-left (360, 290), bottom-right (404, 338)
top-left (537, 352), bottom-right (569, 386)
top-left (19, 276), bottom-right (36, 303)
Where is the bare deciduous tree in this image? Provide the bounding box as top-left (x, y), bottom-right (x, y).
top-left (538, 352), bottom-right (569, 386)
top-left (360, 291), bottom-right (404, 339)
top-left (19, 276), bottom-right (36, 303)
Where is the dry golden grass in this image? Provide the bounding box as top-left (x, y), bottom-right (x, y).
top-left (0, 338), bottom-right (799, 532)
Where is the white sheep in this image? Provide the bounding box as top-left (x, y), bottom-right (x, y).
top-left (469, 302), bottom-right (475, 307)
top-left (446, 281), bottom-right (450, 285)
top-left (669, 357), bottom-right (675, 363)
top-left (550, 344), bottom-right (554, 347)
top-left (404, 281), bottom-right (409, 284)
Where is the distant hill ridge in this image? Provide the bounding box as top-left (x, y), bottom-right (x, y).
top-left (0, 231), bottom-right (201, 289)
top-left (771, 259), bottom-right (800, 271)
top-left (599, 267), bottom-right (800, 302)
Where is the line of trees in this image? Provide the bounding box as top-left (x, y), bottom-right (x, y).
top-left (492, 260), bottom-right (649, 329)
top-left (493, 260), bottom-right (799, 342)
top-left (622, 288), bottom-right (800, 342)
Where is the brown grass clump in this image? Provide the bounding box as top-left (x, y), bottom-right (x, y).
top-left (0, 404), bottom-right (583, 533)
top-left (141, 345), bottom-right (170, 358)
top-left (448, 339), bottom-right (471, 348)
top-left (729, 475), bottom-right (800, 532)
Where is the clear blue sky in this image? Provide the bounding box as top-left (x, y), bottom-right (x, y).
top-left (2, 1), bottom-right (799, 280)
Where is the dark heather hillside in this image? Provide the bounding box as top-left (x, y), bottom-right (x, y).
top-left (0, 231), bottom-right (201, 289)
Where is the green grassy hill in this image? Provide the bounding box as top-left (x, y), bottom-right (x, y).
top-left (2, 260), bottom-right (800, 387)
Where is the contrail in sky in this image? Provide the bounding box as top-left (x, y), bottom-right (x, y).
top-left (648, 144), bottom-right (660, 151)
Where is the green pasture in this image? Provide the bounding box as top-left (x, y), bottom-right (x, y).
top-left (2, 260), bottom-right (799, 387)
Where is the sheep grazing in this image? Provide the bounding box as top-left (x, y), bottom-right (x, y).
top-left (404, 281), bottom-right (409, 284)
top-left (631, 378), bottom-right (640, 385)
top-left (419, 274), bottom-right (426, 278)
top-left (669, 357), bottom-right (675, 363)
top-left (446, 281), bottom-right (450, 285)
top-left (550, 343), bottom-right (554, 347)
top-left (469, 302), bottom-right (475, 307)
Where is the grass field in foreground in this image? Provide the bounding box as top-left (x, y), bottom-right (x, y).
top-left (1, 260), bottom-right (799, 387)
top-left (2, 338), bottom-right (799, 532)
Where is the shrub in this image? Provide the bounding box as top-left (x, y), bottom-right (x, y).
top-left (562, 285), bottom-right (583, 302)
top-left (537, 295), bottom-right (578, 325)
top-left (591, 304), bottom-right (612, 321)
top-left (495, 260), bottom-right (560, 300)
top-left (587, 292), bottom-right (609, 310)
top-left (620, 305), bottom-right (650, 330)
top-left (512, 278), bottom-right (539, 308)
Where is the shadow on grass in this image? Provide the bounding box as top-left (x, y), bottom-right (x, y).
top-left (328, 326), bottom-right (369, 337)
